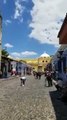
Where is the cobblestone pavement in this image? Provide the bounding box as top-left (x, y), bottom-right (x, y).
top-left (0, 75), bottom-right (67, 120)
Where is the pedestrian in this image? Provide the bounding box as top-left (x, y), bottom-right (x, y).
top-left (20, 74), bottom-right (26, 86)
top-left (23, 69), bottom-right (25, 75)
top-left (20, 76), bottom-right (26, 86)
top-left (33, 71), bottom-right (37, 78)
top-left (44, 71), bottom-right (48, 86)
top-left (35, 72), bottom-right (38, 79)
top-left (38, 72), bottom-right (41, 79)
top-left (53, 79), bottom-right (62, 91)
top-left (46, 71), bottom-right (52, 87)
top-left (0, 70), bottom-right (2, 78)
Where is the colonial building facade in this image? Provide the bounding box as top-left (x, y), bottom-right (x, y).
top-left (58, 14), bottom-right (67, 44)
top-left (52, 45), bottom-right (67, 80)
top-left (24, 56), bottom-right (52, 73)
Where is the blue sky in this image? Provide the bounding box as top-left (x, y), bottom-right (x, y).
top-left (0, 0), bottom-right (67, 59)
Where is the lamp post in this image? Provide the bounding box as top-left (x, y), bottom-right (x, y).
top-left (58, 50), bottom-right (63, 56)
top-left (57, 50), bottom-right (63, 60)
top-left (38, 57), bottom-right (39, 72)
top-left (57, 50), bottom-right (63, 73)
top-left (0, 15), bottom-right (2, 71)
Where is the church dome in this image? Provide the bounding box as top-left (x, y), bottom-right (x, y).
top-left (40, 52), bottom-right (50, 57)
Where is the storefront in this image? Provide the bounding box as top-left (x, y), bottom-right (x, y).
top-left (1, 56), bottom-right (13, 78)
top-left (52, 45), bottom-right (67, 81)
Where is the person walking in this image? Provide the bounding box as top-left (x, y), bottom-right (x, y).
top-left (44, 70), bottom-right (48, 86)
top-left (20, 71), bottom-right (26, 86)
top-left (20, 75), bottom-right (26, 86)
top-left (46, 70), bottom-right (52, 87)
top-left (38, 72), bottom-right (41, 79)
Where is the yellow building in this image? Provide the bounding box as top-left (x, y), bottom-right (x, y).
top-left (37, 56), bottom-right (52, 72)
top-left (23, 59), bottom-right (38, 72)
top-left (23, 55), bottom-right (52, 72)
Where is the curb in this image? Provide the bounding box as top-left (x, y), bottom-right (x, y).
top-left (0, 75), bottom-right (19, 81)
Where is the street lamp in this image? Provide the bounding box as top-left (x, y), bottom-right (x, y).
top-left (0, 15), bottom-right (2, 71)
top-left (57, 50), bottom-right (64, 74)
top-left (57, 50), bottom-right (63, 59)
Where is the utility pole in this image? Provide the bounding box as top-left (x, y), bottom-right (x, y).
top-left (38, 57), bottom-right (39, 72)
top-left (0, 15), bottom-right (2, 71)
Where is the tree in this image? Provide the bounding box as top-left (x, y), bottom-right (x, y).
top-left (2, 49), bottom-right (9, 57)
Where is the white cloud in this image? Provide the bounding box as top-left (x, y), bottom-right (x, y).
top-left (3, 0), bottom-right (7, 4)
top-left (8, 55), bottom-right (13, 59)
top-left (29, 0), bottom-right (67, 46)
top-left (11, 52), bottom-right (20, 57)
top-left (21, 51), bottom-right (37, 57)
top-left (10, 51), bottom-right (37, 58)
top-left (4, 20), bottom-right (11, 25)
top-left (4, 43), bottom-right (13, 48)
top-left (14, 0), bottom-right (25, 22)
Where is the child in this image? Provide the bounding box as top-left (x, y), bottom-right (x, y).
top-left (20, 75), bottom-right (26, 86)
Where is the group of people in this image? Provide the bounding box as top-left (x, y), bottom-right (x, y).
top-left (20, 70), bottom-right (67, 103)
top-left (33, 71), bottom-right (42, 79)
top-left (33, 70), bottom-right (53, 87)
top-left (20, 69), bottom-right (55, 87)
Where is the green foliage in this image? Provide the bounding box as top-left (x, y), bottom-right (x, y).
top-left (2, 49), bottom-right (9, 57)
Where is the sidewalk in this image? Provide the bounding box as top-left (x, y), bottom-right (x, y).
top-left (0, 75), bottom-right (19, 81)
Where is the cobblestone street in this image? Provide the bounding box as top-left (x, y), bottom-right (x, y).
top-left (0, 75), bottom-right (67, 120)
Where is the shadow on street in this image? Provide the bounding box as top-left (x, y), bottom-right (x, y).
top-left (49, 90), bottom-right (67, 120)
